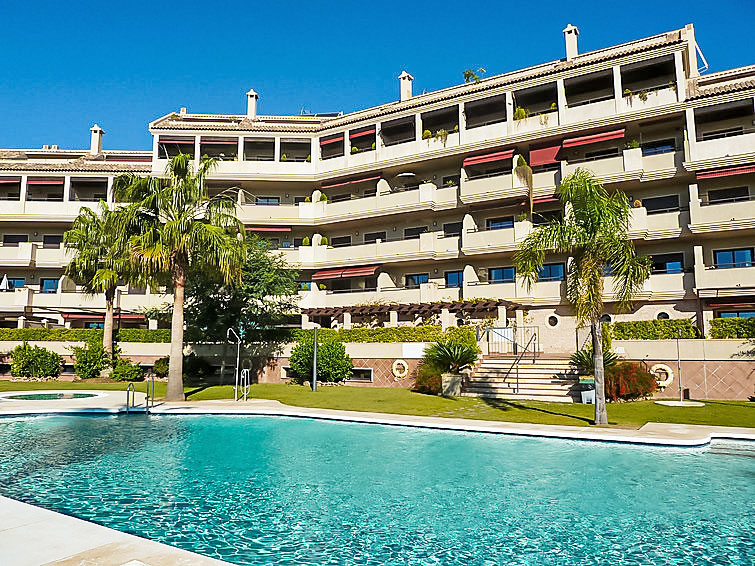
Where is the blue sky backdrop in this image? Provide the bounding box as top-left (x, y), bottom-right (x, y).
top-left (2, 0), bottom-right (753, 150)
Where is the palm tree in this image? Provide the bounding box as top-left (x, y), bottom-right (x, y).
top-left (514, 168), bottom-right (650, 424)
top-left (64, 202), bottom-right (135, 358)
top-left (115, 154), bottom-right (243, 401)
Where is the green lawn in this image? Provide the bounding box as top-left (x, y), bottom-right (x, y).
top-left (1, 380), bottom-right (753, 429)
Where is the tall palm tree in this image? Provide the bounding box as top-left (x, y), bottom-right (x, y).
top-left (115, 154), bottom-right (243, 401)
top-left (64, 202), bottom-right (135, 357)
top-left (514, 168), bottom-right (650, 424)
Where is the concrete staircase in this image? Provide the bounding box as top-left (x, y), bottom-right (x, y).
top-left (462, 355), bottom-right (580, 402)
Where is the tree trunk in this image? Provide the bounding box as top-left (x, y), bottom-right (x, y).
top-left (103, 288), bottom-right (115, 358)
top-left (166, 266), bottom-right (186, 401)
top-left (592, 318), bottom-right (608, 425)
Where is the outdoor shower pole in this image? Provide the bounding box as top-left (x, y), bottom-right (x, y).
top-left (312, 326), bottom-right (318, 392)
top-left (227, 328), bottom-right (241, 401)
top-left (676, 330), bottom-right (683, 402)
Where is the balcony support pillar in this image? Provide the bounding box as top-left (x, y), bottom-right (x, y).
top-left (106, 177), bottom-right (114, 204)
top-left (556, 79), bottom-right (567, 121)
top-left (458, 104), bottom-right (466, 142)
top-left (693, 245), bottom-right (705, 288)
top-left (684, 108), bottom-right (697, 162)
top-left (16, 315), bottom-right (25, 329)
top-left (688, 183), bottom-right (700, 225)
top-left (505, 91), bottom-right (514, 135)
top-left (20, 174), bottom-right (28, 203)
top-left (194, 136), bottom-right (201, 165)
top-left (238, 137), bottom-right (245, 162)
top-left (148, 318), bottom-right (159, 330)
top-left (612, 65), bottom-right (623, 113)
top-left (497, 306), bottom-right (508, 327)
top-left (414, 112), bottom-right (423, 142)
top-left (342, 311), bottom-right (352, 330)
top-left (387, 310), bottom-right (398, 327)
top-left (673, 50), bottom-right (686, 102)
top-left (63, 176), bottom-right (71, 202)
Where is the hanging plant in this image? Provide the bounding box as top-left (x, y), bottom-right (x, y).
top-left (422, 129), bottom-right (432, 140)
top-left (514, 155), bottom-right (534, 219)
top-left (623, 89), bottom-right (633, 106)
top-left (435, 129), bottom-right (450, 146)
top-left (638, 90), bottom-right (649, 102)
top-left (513, 106), bottom-right (529, 121)
top-left (668, 80), bottom-right (677, 92)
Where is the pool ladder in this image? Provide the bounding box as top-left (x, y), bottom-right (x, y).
top-left (125, 375), bottom-right (156, 414)
top-left (125, 383), bottom-right (136, 414)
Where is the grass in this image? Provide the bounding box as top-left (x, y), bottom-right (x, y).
top-left (1, 380), bottom-right (753, 429)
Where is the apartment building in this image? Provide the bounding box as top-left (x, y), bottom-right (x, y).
top-left (2, 23), bottom-right (754, 350)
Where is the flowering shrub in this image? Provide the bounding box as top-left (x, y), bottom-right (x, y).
top-left (605, 362), bottom-right (657, 401)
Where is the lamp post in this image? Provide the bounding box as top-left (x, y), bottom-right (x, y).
top-left (676, 329), bottom-right (683, 402)
top-left (227, 328), bottom-right (241, 401)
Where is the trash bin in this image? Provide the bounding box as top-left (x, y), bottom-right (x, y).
top-left (580, 388), bottom-right (595, 404)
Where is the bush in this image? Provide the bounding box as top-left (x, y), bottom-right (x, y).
top-left (709, 317), bottom-right (755, 339)
top-left (289, 336), bottom-right (353, 384)
top-left (9, 343), bottom-right (62, 378)
top-left (153, 356), bottom-right (169, 377)
top-left (183, 353), bottom-right (213, 378)
top-left (413, 361), bottom-right (442, 395)
top-left (0, 328), bottom-right (171, 342)
top-left (111, 359), bottom-right (144, 382)
top-left (319, 193), bottom-right (328, 202)
top-left (423, 341), bottom-right (478, 373)
top-left (570, 348), bottom-right (618, 375)
top-left (605, 362), bottom-right (657, 401)
top-left (117, 328), bottom-right (171, 343)
top-left (72, 341), bottom-right (110, 379)
top-left (609, 319), bottom-right (699, 340)
top-left (241, 325), bottom-right (476, 345)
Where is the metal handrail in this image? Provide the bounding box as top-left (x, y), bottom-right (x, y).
top-left (145, 374), bottom-right (155, 413)
top-left (239, 368), bottom-right (251, 402)
top-left (502, 333), bottom-right (538, 394)
top-left (125, 383), bottom-right (136, 414)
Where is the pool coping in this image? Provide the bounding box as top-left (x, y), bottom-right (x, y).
top-left (2, 390), bottom-right (754, 447)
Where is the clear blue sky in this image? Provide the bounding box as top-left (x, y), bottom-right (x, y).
top-left (2, 0), bottom-right (753, 151)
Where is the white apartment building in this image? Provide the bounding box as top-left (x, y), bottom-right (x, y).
top-left (2, 24), bottom-right (754, 350)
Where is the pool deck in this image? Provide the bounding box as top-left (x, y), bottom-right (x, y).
top-left (2, 390), bottom-right (754, 565)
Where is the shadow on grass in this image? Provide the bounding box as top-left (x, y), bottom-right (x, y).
top-left (480, 398), bottom-right (595, 425)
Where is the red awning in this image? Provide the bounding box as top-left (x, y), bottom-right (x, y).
top-left (696, 165), bottom-right (755, 179)
top-left (349, 128), bottom-right (376, 139)
top-left (562, 129), bottom-right (625, 148)
top-left (245, 226), bottom-right (292, 232)
top-left (463, 149), bottom-right (515, 167)
top-left (533, 195), bottom-right (560, 204)
top-left (529, 144), bottom-right (561, 166)
top-left (27, 178), bottom-right (64, 185)
top-left (61, 313), bottom-right (145, 321)
top-left (0, 177), bottom-right (21, 184)
top-left (321, 175), bottom-right (381, 189)
top-left (200, 138), bottom-right (238, 145)
top-left (320, 136), bottom-right (344, 146)
top-left (159, 137), bottom-right (194, 144)
top-left (311, 265), bottom-right (379, 280)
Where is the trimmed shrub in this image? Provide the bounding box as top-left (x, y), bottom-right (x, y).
top-left (289, 336), bottom-right (353, 384)
top-left (709, 317), bottom-right (755, 339)
top-left (413, 361), bottom-right (442, 395)
top-left (153, 356), bottom-right (169, 377)
top-left (111, 359), bottom-right (144, 382)
top-left (117, 329), bottom-right (171, 343)
top-left (72, 341), bottom-right (110, 379)
top-left (241, 325), bottom-right (477, 345)
top-left (0, 328), bottom-right (171, 343)
top-left (9, 343), bottom-right (62, 378)
top-left (442, 326), bottom-right (479, 350)
top-left (609, 319), bottom-right (699, 340)
top-left (605, 362), bottom-right (657, 401)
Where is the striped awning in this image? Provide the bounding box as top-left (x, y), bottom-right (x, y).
top-left (320, 135), bottom-right (344, 146)
top-left (696, 165), bottom-right (755, 179)
top-left (529, 144), bottom-right (561, 166)
top-left (322, 175), bottom-right (381, 189)
top-left (562, 129), bottom-right (625, 148)
top-left (462, 149), bottom-right (515, 167)
top-left (311, 265), bottom-right (379, 280)
top-left (349, 128), bottom-right (376, 139)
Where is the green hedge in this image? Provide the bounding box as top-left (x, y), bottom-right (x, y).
top-left (609, 319), bottom-right (700, 340)
top-left (245, 325), bottom-right (475, 344)
top-left (0, 328), bottom-right (171, 343)
top-left (709, 317), bottom-right (755, 339)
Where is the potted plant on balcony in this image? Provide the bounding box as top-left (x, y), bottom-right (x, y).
top-left (422, 129), bottom-right (432, 140)
top-left (424, 340), bottom-right (479, 397)
top-left (435, 129), bottom-right (450, 146)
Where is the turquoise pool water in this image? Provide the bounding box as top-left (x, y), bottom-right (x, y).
top-left (0, 415), bottom-right (753, 565)
top-left (3, 393), bottom-right (97, 400)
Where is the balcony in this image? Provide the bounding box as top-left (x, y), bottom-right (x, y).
top-left (618, 85), bottom-right (677, 113)
top-left (460, 171), bottom-right (520, 204)
top-left (563, 148), bottom-right (642, 183)
top-left (236, 203), bottom-right (309, 226)
top-left (465, 279), bottom-right (564, 303)
top-left (628, 207), bottom-right (687, 240)
top-left (462, 221), bottom-right (532, 255)
top-left (299, 283), bottom-right (459, 308)
top-left (0, 242), bottom-right (34, 267)
top-left (695, 264), bottom-right (755, 293)
top-left (510, 110), bottom-right (558, 135)
top-left (692, 131), bottom-right (755, 163)
top-left (689, 193), bottom-right (755, 233)
top-left (34, 244), bottom-right (74, 268)
top-left (691, 99), bottom-right (755, 165)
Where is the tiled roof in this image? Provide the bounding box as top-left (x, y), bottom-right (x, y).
top-left (0, 156), bottom-right (151, 173)
top-left (688, 65), bottom-right (755, 100)
top-left (151, 30), bottom-right (684, 134)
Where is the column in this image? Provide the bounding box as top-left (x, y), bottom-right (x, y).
top-left (414, 113), bottom-right (423, 142)
top-left (693, 245), bottom-right (705, 288)
top-left (16, 316), bottom-right (25, 329)
top-left (274, 137), bottom-right (281, 162)
top-left (688, 183), bottom-right (700, 226)
top-left (193, 136), bottom-right (201, 165)
top-left (344, 131), bottom-right (351, 157)
top-left (19, 174), bottom-right (28, 203)
top-left (388, 310), bottom-right (398, 327)
top-left (301, 313), bottom-right (310, 328)
top-left (497, 306), bottom-right (508, 327)
top-left (148, 318), bottom-right (159, 330)
top-left (238, 137), bottom-right (245, 162)
top-left (458, 104), bottom-right (466, 143)
top-left (374, 124), bottom-right (382, 161)
top-left (612, 65), bottom-right (623, 113)
top-left (684, 108), bottom-right (697, 162)
top-left (63, 176), bottom-right (71, 202)
top-left (342, 312), bottom-right (352, 329)
top-left (505, 91), bottom-right (514, 135)
top-left (673, 51), bottom-right (686, 102)
top-left (556, 79), bottom-right (567, 124)
top-left (106, 177), bottom-right (114, 204)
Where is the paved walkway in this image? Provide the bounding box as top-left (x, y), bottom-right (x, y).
top-left (2, 389), bottom-right (754, 566)
top-left (0, 496), bottom-right (231, 566)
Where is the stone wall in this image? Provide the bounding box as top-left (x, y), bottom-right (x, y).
top-left (257, 356), bottom-right (420, 388)
top-left (639, 359), bottom-right (755, 400)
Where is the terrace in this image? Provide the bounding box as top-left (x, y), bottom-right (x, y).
top-left (511, 83), bottom-right (559, 133)
top-left (243, 138), bottom-right (275, 161)
top-left (692, 100), bottom-right (755, 162)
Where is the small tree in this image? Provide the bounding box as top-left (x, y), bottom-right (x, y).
top-left (10, 343), bottom-right (62, 378)
top-left (289, 336), bottom-right (353, 384)
top-left (424, 341), bottom-right (478, 374)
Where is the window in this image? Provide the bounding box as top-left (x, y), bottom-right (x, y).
top-left (294, 196), bottom-right (307, 204)
top-left (643, 194), bottom-right (680, 215)
top-left (547, 315), bottom-right (559, 327)
top-left (6, 278), bottom-right (24, 289)
top-left (538, 263), bottom-right (565, 282)
top-left (714, 248), bottom-right (754, 269)
top-left (293, 238), bottom-right (304, 247)
top-left (256, 196), bottom-right (280, 206)
top-left (2, 234), bottom-right (28, 247)
top-left (330, 194), bottom-right (351, 203)
top-left (43, 235), bottom-right (63, 248)
top-left (718, 311), bottom-right (755, 318)
top-left (404, 226), bottom-right (428, 240)
top-left (40, 278), bottom-right (59, 293)
top-left (707, 187), bottom-right (749, 205)
top-left (650, 253), bottom-right (684, 274)
top-left (349, 368), bottom-right (373, 382)
top-left (532, 210), bottom-right (561, 225)
top-left (641, 138), bottom-right (676, 156)
top-left (584, 147), bottom-right (620, 160)
top-left (488, 267), bottom-right (515, 283)
top-left (86, 322), bottom-right (105, 329)
top-left (444, 270), bottom-right (463, 288)
top-left (442, 175), bottom-right (460, 187)
top-left (405, 273), bottom-right (429, 288)
top-left (364, 231), bottom-right (386, 244)
top-left (602, 263), bottom-right (613, 276)
top-left (330, 235), bottom-right (352, 248)
top-left (656, 312), bottom-right (670, 320)
top-left (443, 222), bottom-right (462, 237)
top-left (266, 238), bottom-right (280, 249)
top-left (486, 216), bottom-right (514, 230)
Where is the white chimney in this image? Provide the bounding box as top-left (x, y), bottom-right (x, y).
top-left (563, 24), bottom-right (579, 61)
top-left (89, 124), bottom-right (104, 155)
top-left (398, 71), bottom-right (414, 102)
top-left (246, 89), bottom-right (259, 119)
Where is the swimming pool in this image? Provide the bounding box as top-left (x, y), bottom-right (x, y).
top-left (0, 415), bottom-right (753, 565)
top-left (1, 392), bottom-right (99, 401)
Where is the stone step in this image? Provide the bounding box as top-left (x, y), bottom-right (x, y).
top-left (466, 384), bottom-right (577, 393)
top-left (461, 392), bottom-right (576, 403)
top-left (467, 379), bottom-right (577, 388)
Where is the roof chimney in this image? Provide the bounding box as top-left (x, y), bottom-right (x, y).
top-left (89, 124), bottom-right (104, 155)
top-left (563, 24), bottom-right (579, 61)
top-left (398, 71), bottom-right (414, 102)
top-left (246, 89), bottom-right (259, 119)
